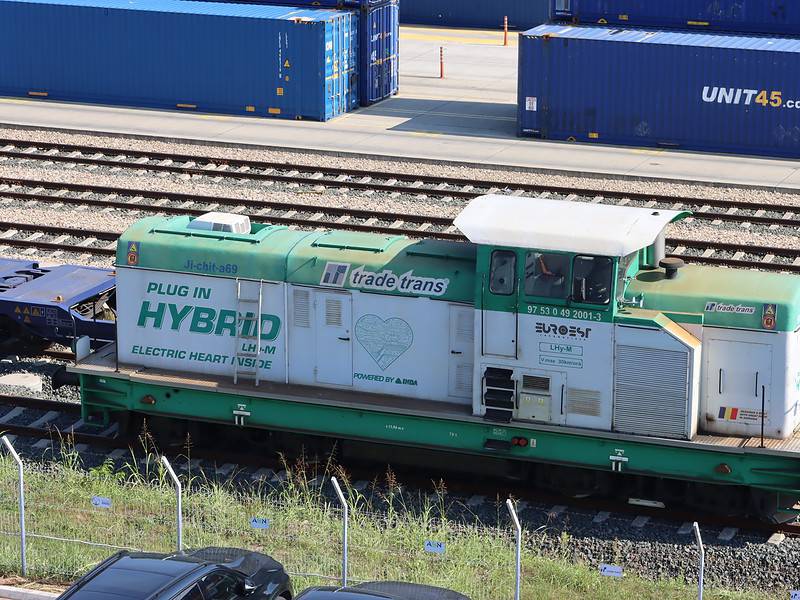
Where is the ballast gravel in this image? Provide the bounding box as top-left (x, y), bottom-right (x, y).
top-left (0, 356), bottom-right (79, 403)
top-left (2, 125), bottom-right (800, 208)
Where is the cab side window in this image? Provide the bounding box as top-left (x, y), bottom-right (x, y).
top-left (198, 571), bottom-right (244, 600)
top-left (524, 252), bottom-right (569, 299)
top-left (489, 250), bottom-right (516, 295)
top-left (572, 255), bottom-right (613, 305)
top-left (173, 585), bottom-right (204, 600)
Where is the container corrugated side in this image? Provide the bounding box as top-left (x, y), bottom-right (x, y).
top-left (173, 0), bottom-right (398, 105)
top-left (0, 0), bottom-right (359, 120)
top-left (552, 0), bottom-right (800, 36)
top-left (518, 24), bottom-right (800, 158)
top-left (400, 0), bottom-right (550, 30)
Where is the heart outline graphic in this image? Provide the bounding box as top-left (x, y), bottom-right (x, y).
top-left (355, 314), bottom-right (414, 371)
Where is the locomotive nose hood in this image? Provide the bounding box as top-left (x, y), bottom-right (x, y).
top-left (627, 263), bottom-right (800, 332)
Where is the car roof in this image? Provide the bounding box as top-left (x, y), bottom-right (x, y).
top-left (67, 555), bottom-right (205, 599)
top-left (356, 583), bottom-right (470, 600)
top-left (296, 582), bottom-right (470, 600)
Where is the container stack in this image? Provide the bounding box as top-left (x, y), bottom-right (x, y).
top-left (0, 0), bottom-right (397, 120)
top-left (187, 0), bottom-right (399, 107)
top-left (518, 1), bottom-right (800, 157)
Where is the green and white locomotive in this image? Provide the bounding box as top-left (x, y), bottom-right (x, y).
top-left (72, 195), bottom-right (800, 521)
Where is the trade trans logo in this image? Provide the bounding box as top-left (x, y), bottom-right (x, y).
top-left (319, 262), bottom-right (450, 296)
top-left (704, 302), bottom-right (756, 315)
top-left (701, 86), bottom-right (800, 109)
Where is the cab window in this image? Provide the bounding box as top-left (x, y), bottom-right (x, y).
top-left (489, 250), bottom-right (516, 295)
top-left (524, 252), bottom-right (569, 299)
top-left (571, 255), bottom-right (613, 305)
top-left (173, 585), bottom-right (203, 600)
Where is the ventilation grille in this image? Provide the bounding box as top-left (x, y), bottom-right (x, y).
top-left (522, 375), bottom-right (549, 392)
top-left (566, 388), bottom-right (602, 417)
top-left (325, 298), bottom-right (342, 326)
top-left (614, 345), bottom-right (689, 439)
top-left (293, 289), bottom-right (310, 327)
top-left (455, 363), bottom-right (473, 396)
top-left (455, 309), bottom-right (474, 343)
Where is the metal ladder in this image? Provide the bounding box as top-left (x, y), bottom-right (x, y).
top-left (233, 278), bottom-right (264, 386)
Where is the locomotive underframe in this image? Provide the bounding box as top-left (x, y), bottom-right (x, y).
top-left (75, 344), bottom-right (800, 521)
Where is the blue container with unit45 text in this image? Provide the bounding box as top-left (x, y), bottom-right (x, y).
top-left (552, 0), bottom-right (800, 36)
top-left (0, 0), bottom-right (359, 120)
top-left (518, 24), bottom-right (800, 158)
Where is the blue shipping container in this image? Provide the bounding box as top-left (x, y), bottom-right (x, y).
top-left (179, 0), bottom-right (398, 105)
top-left (0, 0), bottom-right (359, 120)
top-left (518, 24), bottom-right (800, 158)
top-left (400, 0), bottom-right (549, 30)
top-left (360, 0), bottom-right (399, 105)
top-left (552, 0), bottom-right (800, 36)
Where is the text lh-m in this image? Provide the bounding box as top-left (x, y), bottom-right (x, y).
top-left (136, 301), bottom-right (281, 340)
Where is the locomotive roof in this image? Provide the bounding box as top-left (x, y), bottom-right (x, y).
top-left (116, 216), bottom-right (477, 303)
top-left (454, 195), bottom-right (689, 256)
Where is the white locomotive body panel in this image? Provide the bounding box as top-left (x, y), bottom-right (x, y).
top-left (117, 268), bottom-right (474, 406)
top-left (117, 267), bottom-right (288, 383)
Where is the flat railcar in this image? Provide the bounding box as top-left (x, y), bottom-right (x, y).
top-left (0, 258), bottom-right (115, 353)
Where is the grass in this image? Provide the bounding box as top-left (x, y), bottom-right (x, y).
top-left (0, 446), bottom-right (786, 600)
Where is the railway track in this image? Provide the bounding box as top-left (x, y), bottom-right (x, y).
top-left (1, 138), bottom-right (800, 231)
top-left (0, 393), bottom-right (796, 540)
top-left (1, 216), bottom-right (799, 273)
top-left (0, 394), bottom-right (121, 448)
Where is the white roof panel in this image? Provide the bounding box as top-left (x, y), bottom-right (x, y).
top-left (454, 195), bottom-right (688, 256)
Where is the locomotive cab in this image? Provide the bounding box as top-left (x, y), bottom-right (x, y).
top-left (457, 195), bottom-right (705, 439)
top-left (456, 195), bottom-right (800, 442)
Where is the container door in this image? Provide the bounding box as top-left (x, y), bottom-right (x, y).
top-left (448, 305), bottom-right (474, 399)
top-left (705, 339), bottom-right (771, 432)
top-left (315, 291), bottom-right (353, 386)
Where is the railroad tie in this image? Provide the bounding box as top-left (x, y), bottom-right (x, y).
top-left (592, 511), bottom-right (611, 524)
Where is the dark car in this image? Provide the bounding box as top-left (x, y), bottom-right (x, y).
top-left (295, 582), bottom-right (470, 600)
top-left (58, 547), bottom-right (292, 600)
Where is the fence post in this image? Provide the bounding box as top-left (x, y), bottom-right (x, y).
top-left (692, 522), bottom-right (704, 600)
top-left (506, 499), bottom-right (521, 600)
top-left (503, 16), bottom-right (509, 46)
top-left (2, 436), bottom-right (26, 576)
top-left (331, 477), bottom-right (348, 587)
top-left (439, 47), bottom-right (444, 79)
top-left (161, 456), bottom-right (182, 553)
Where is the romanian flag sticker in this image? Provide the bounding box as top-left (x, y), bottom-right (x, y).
top-left (762, 303), bottom-right (777, 330)
top-left (127, 241), bottom-right (140, 266)
top-left (718, 406), bottom-right (739, 420)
